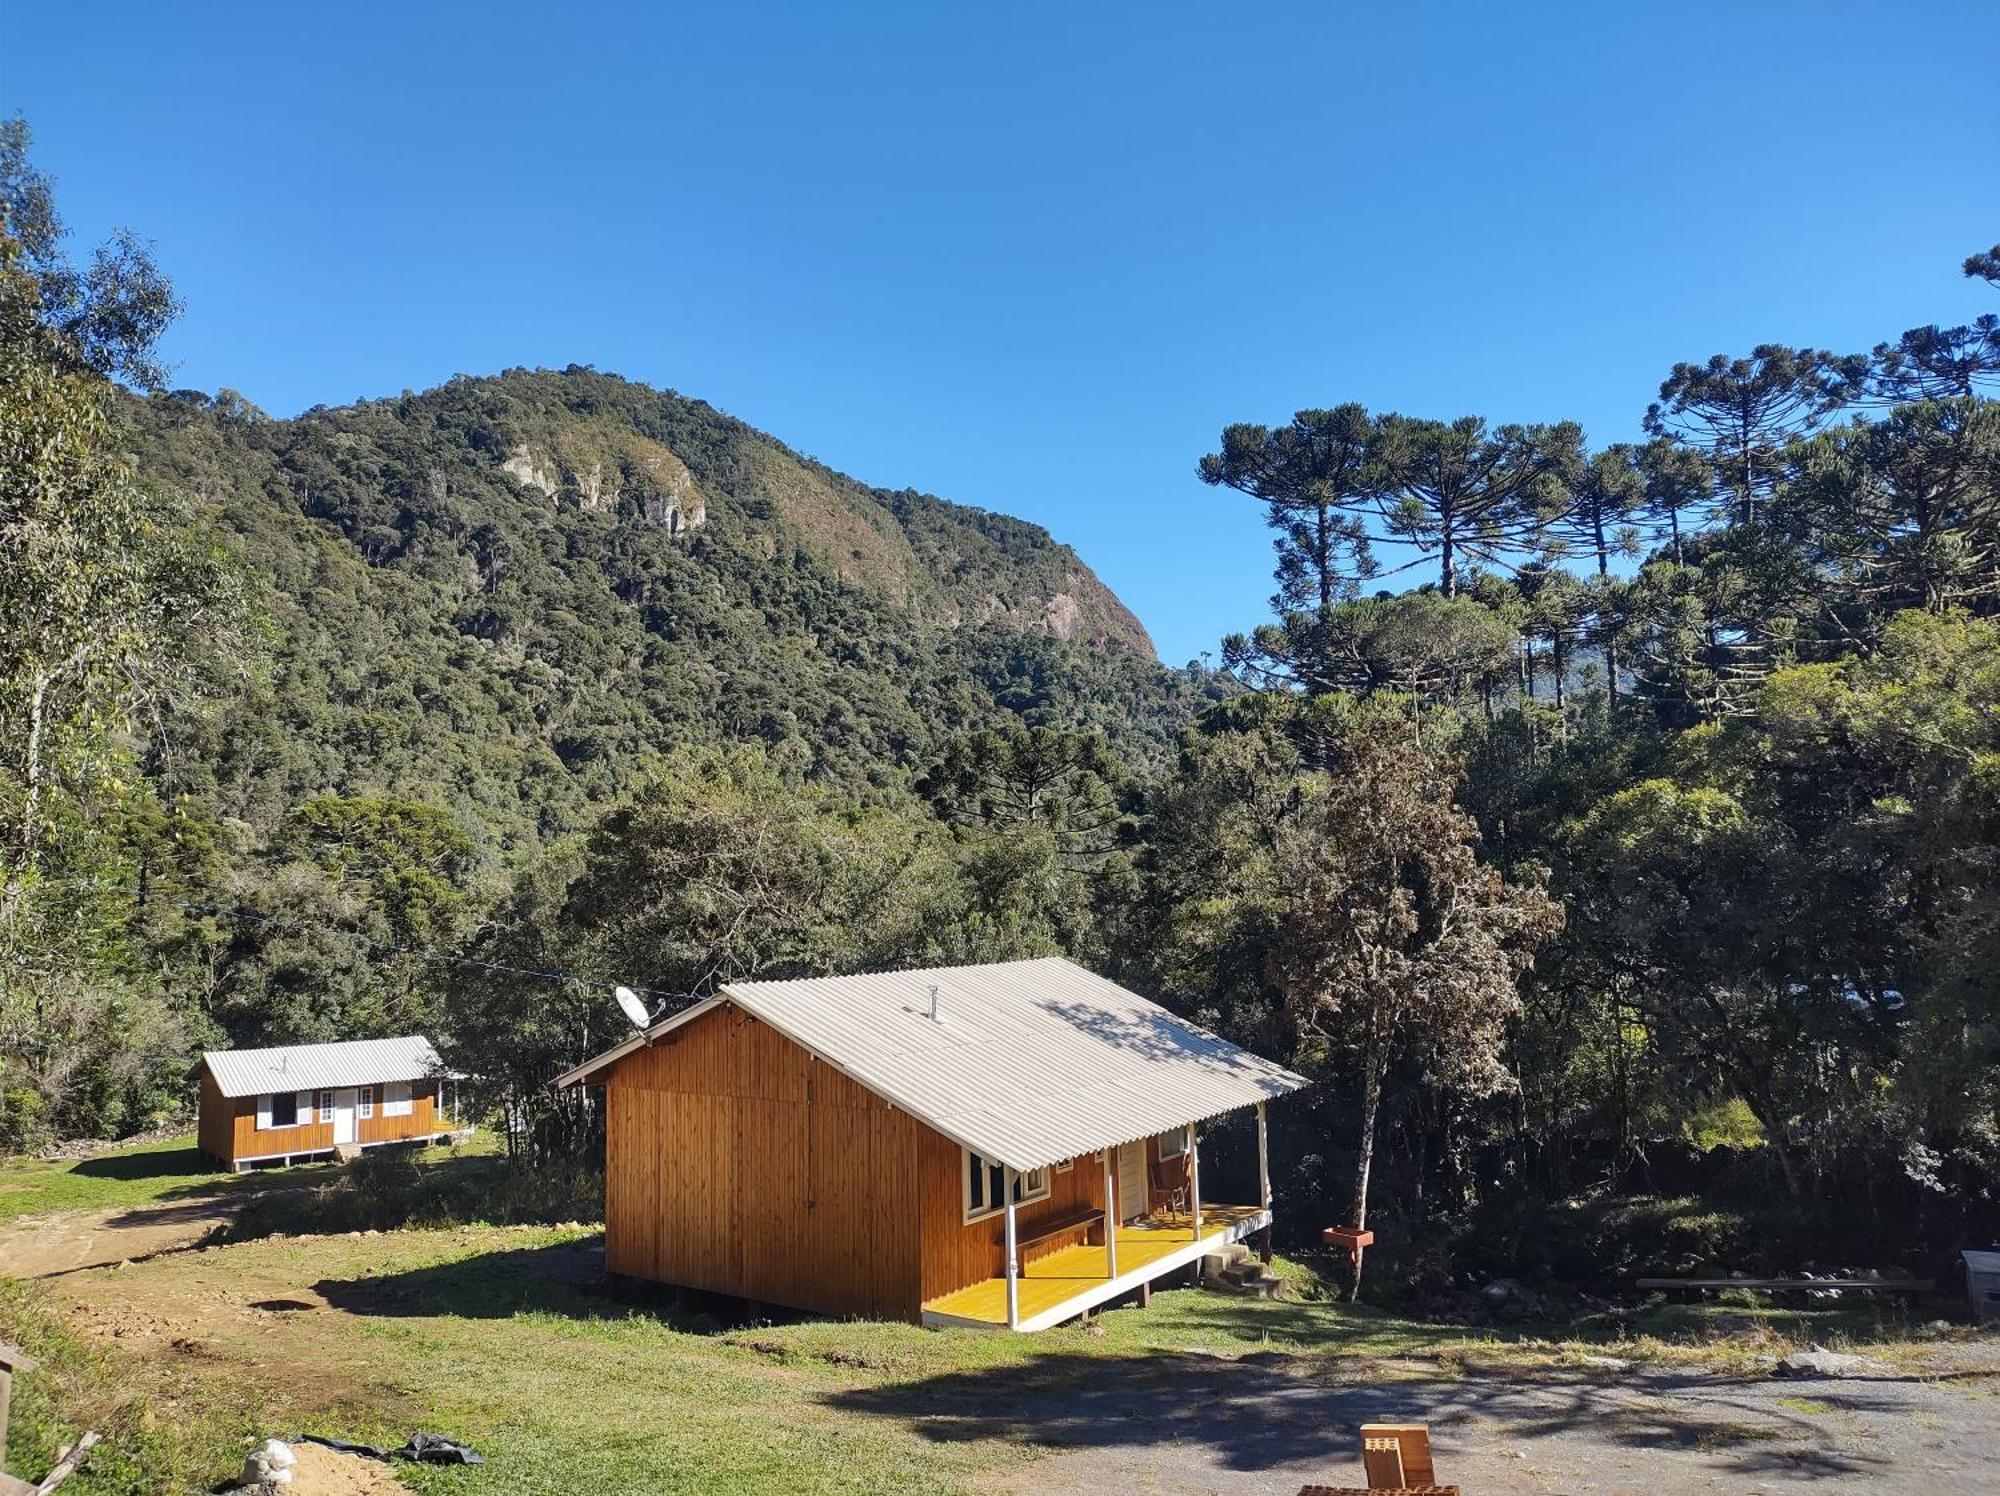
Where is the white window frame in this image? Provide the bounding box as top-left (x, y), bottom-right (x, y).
top-left (383, 1080), bottom-right (413, 1118)
top-left (317, 1089), bottom-right (335, 1123)
top-left (962, 1148), bottom-right (1050, 1224)
top-left (1156, 1128), bottom-right (1188, 1160)
top-left (261, 1091), bottom-right (302, 1131)
top-left (358, 1084), bottom-right (376, 1120)
top-left (1055, 1157), bottom-right (1074, 1174)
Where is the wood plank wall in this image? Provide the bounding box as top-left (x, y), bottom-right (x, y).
top-left (196, 1071), bottom-right (236, 1164)
top-left (603, 1007), bottom-right (924, 1320)
top-left (914, 1131), bottom-right (1106, 1303)
top-left (355, 1086), bottom-right (448, 1146)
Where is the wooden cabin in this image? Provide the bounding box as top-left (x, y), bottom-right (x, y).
top-left (196, 1035), bottom-right (463, 1171)
top-left (556, 956), bottom-right (1308, 1331)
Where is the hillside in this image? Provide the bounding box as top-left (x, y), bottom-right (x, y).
top-left (120, 368), bottom-right (1206, 866)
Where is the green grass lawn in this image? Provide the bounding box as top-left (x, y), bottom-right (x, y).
top-left (0, 1136), bottom-right (240, 1223)
top-left (1, 1137), bottom-right (1976, 1496)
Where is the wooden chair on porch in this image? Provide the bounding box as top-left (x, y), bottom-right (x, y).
top-left (1148, 1152), bottom-right (1189, 1217)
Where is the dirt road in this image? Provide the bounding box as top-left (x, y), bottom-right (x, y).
top-left (0, 1194), bottom-right (241, 1277)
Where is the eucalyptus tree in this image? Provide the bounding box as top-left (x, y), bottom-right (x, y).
top-left (1371, 415), bottom-right (1584, 596)
top-left (1644, 344), bottom-right (1866, 526)
top-left (1199, 403), bottom-right (1381, 610)
top-left (0, 120), bottom-right (240, 1144)
top-left (0, 124), bottom-right (239, 927)
top-left (0, 119), bottom-right (180, 389)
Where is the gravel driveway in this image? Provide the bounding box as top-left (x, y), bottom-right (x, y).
top-left (925, 1346), bottom-right (2000, 1495)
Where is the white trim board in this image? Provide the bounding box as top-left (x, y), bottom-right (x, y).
top-left (229, 1131), bottom-right (459, 1168)
top-left (921, 1209), bottom-right (1272, 1333)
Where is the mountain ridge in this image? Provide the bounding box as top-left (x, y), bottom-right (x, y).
top-left (121, 366), bottom-right (1200, 868)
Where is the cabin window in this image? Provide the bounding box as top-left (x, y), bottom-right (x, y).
top-left (359, 1085), bottom-right (376, 1120)
top-left (1156, 1129), bottom-right (1188, 1160)
top-left (267, 1092), bottom-right (298, 1129)
top-left (1055, 1158), bottom-right (1074, 1174)
top-left (962, 1149), bottom-right (1050, 1223)
top-left (317, 1090), bottom-right (335, 1123)
top-left (383, 1081), bottom-right (413, 1117)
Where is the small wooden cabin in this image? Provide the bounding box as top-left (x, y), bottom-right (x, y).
top-left (196, 1036), bottom-right (462, 1171)
top-left (557, 956), bottom-right (1308, 1331)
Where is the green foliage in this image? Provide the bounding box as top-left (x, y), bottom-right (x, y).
top-left (0, 123), bottom-right (245, 1149)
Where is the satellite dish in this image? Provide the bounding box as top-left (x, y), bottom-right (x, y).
top-left (613, 985), bottom-right (651, 1030)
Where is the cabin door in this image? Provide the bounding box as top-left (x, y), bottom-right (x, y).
top-left (1116, 1142), bottom-right (1147, 1223)
top-left (332, 1089), bottom-right (357, 1144)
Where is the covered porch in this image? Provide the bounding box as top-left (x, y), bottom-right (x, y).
top-left (922, 1203), bottom-right (1270, 1332)
top-left (923, 1097), bottom-right (1279, 1333)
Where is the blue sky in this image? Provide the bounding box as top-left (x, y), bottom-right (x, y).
top-left (7, 2), bottom-right (1996, 664)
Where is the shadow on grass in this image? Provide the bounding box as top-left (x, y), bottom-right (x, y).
top-left (314, 1239), bottom-right (613, 1321)
top-left (217, 1147), bottom-right (601, 1243)
top-left (68, 1145), bottom-right (217, 1183)
top-left (312, 1237), bottom-right (828, 1337)
top-left (823, 1349), bottom-right (1904, 1482)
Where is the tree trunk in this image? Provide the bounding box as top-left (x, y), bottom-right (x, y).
top-left (1440, 531), bottom-right (1457, 598)
top-left (1317, 507), bottom-right (1334, 612)
top-left (1, 671), bottom-right (52, 926)
top-left (1347, 1059), bottom-right (1384, 1300)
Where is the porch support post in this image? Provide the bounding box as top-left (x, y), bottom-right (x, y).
top-left (1255, 1100), bottom-right (1274, 1265)
top-left (1187, 1123), bottom-right (1202, 1238)
top-left (1101, 1149), bottom-right (1118, 1279)
top-left (1003, 1167), bottom-right (1020, 1329)
top-left (1256, 1101), bottom-right (1271, 1208)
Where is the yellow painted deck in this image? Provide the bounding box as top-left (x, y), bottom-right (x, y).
top-left (922, 1203), bottom-right (1266, 1330)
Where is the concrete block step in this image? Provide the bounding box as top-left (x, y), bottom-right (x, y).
top-left (1198, 1243), bottom-right (1251, 1276)
top-left (1204, 1273), bottom-right (1283, 1300)
top-left (1221, 1260), bottom-right (1277, 1287)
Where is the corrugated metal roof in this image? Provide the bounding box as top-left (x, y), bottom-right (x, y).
top-left (557, 958), bottom-right (1308, 1172)
top-left (202, 1036), bottom-right (448, 1099)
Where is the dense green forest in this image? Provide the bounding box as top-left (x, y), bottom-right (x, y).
top-left (4, 120), bottom-right (1997, 1300)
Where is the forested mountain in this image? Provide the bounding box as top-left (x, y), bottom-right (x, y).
top-left (123, 368), bottom-right (1191, 867)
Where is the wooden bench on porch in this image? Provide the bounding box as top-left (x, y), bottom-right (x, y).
top-left (1001, 1204), bottom-right (1105, 1254)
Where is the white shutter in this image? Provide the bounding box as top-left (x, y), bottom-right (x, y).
top-left (297, 1090), bottom-right (312, 1125)
top-left (256, 1093), bottom-right (271, 1131)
